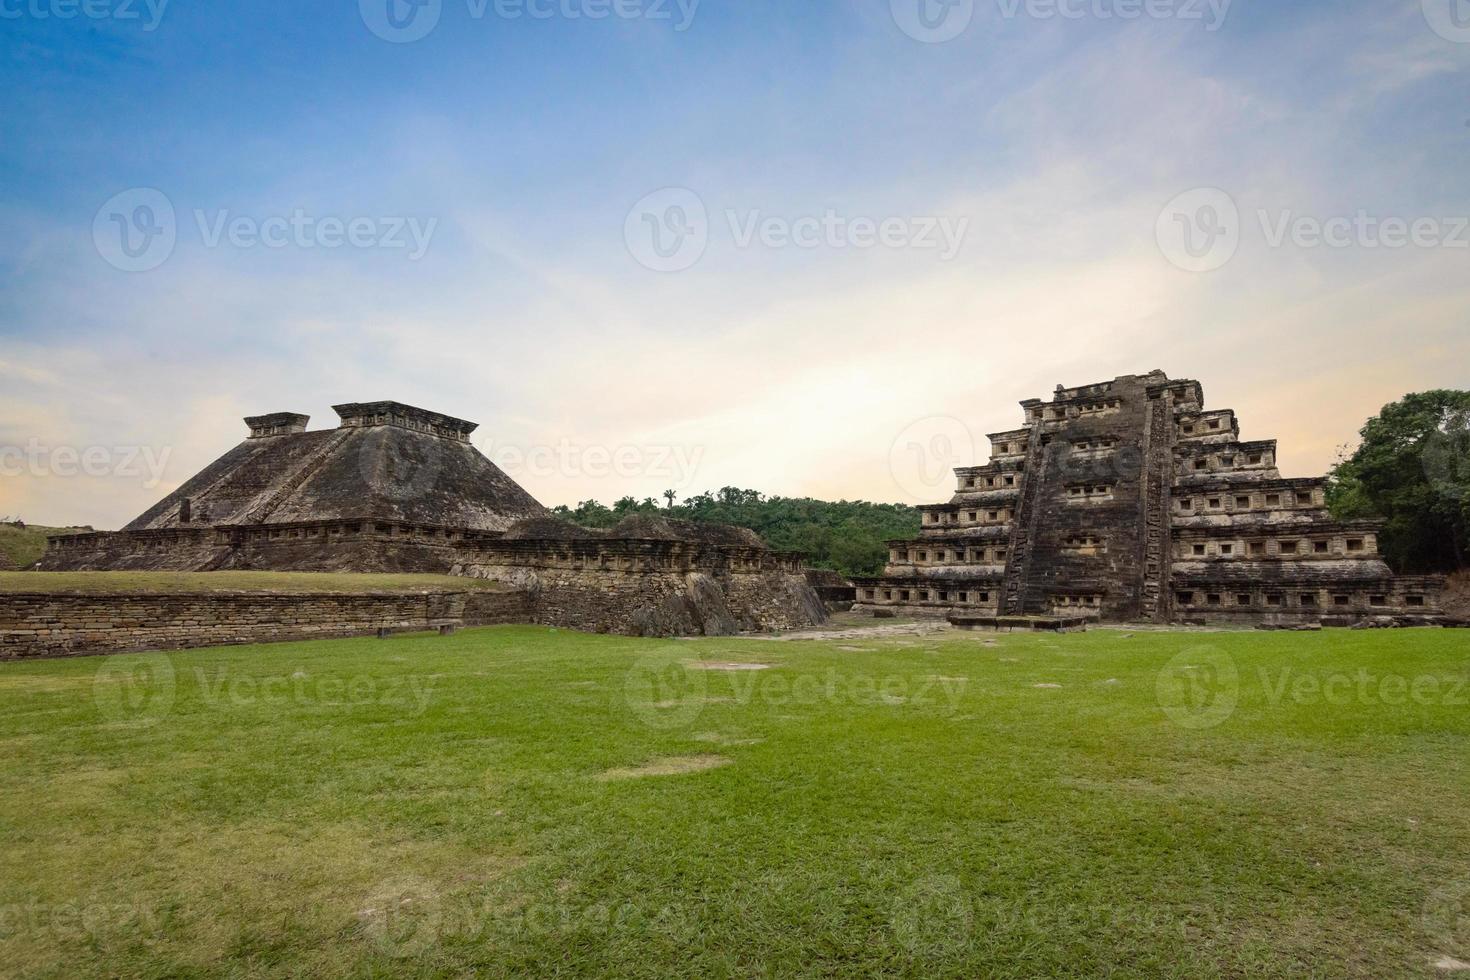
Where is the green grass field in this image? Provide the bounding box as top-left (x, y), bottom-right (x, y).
top-left (0, 571), bottom-right (511, 594)
top-left (2, 625), bottom-right (1469, 978)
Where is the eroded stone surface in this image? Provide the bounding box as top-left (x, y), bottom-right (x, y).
top-left (852, 371), bottom-right (1446, 628)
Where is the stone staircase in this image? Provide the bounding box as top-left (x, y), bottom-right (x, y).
top-left (244, 428), bottom-right (357, 525)
top-left (1139, 394), bottom-right (1173, 621)
top-left (1000, 429), bottom-right (1048, 615)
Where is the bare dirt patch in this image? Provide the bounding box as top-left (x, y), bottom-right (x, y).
top-left (692, 732), bottom-right (763, 747)
top-left (767, 621), bottom-right (950, 643)
top-left (690, 661), bottom-right (772, 671)
top-left (597, 755), bottom-right (733, 780)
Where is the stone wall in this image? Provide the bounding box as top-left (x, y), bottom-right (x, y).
top-left (456, 539), bottom-right (826, 637)
top-left (863, 371), bottom-right (1447, 626)
top-left (0, 589), bottom-right (531, 661)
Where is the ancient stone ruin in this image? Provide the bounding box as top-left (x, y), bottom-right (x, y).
top-left (854, 371), bottom-right (1446, 627)
top-left (38, 402), bottom-right (825, 637)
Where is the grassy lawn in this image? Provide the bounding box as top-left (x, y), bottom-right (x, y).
top-left (0, 571), bottom-right (510, 594)
top-left (1, 626), bottom-right (1469, 977)
top-left (0, 526), bottom-right (91, 571)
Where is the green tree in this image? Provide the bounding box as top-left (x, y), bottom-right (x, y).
top-left (551, 489), bottom-right (920, 578)
top-left (1327, 390), bottom-right (1470, 572)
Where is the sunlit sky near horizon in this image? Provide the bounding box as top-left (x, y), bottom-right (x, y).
top-left (2, 0), bottom-right (1468, 529)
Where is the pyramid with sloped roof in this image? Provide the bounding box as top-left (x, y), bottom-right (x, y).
top-left (124, 402), bottom-right (546, 533)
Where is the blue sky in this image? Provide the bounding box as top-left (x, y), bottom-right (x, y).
top-left (2, 0), bottom-right (1468, 527)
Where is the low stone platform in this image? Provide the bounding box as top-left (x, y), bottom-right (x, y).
top-left (948, 613), bottom-right (1097, 633)
top-left (0, 588), bottom-right (529, 660)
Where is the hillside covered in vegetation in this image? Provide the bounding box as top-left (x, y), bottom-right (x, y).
top-left (550, 488), bottom-right (919, 578)
top-left (0, 523), bottom-right (91, 571)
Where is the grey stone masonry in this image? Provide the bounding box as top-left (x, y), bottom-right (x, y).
top-left (854, 370), bottom-right (1447, 626)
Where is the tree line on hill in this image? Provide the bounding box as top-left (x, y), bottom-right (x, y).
top-left (548, 488), bottom-right (920, 578)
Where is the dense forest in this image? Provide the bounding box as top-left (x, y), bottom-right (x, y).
top-left (549, 488), bottom-right (920, 578)
top-left (1327, 389), bottom-right (1469, 573)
